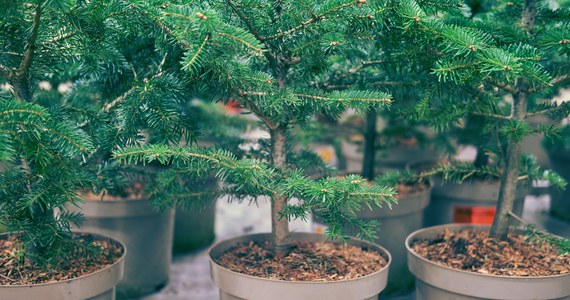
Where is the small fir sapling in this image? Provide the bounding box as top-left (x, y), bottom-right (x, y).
top-left (0, 1), bottom-right (132, 268)
top-left (114, 0), bottom-right (400, 254)
top-left (395, 0), bottom-right (570, 245)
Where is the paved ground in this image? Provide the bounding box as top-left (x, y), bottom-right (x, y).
top-left (136, 192), bottom-right (569, 300)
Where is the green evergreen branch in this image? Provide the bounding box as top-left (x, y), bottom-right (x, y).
top-left (103, 86), bottom-right (136, 113)
top-left (216, 32), bottom-right (263, 54)
top-left (508, 212), bottom-right (570, 254)
top-left (260, 0), bottom-right (363, 41)
top-left (182, 34), bottom-right (209, 74)
top-left (293, 93), bottom-right (392, 104)
top-left (527, 101), bottom-right (570, 118)
top-left (470, 111), bottom-right (511, 120)
top-left (484, 78), bottom-right (518, 94)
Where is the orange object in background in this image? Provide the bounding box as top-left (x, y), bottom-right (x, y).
top-left (453, 206), bottom-right (496, 224)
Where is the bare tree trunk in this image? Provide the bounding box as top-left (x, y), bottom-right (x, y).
top-left (270, 127), bottom-right (290, 253)
top-left (490, 83), bottom-right (528, 240)
top-left (361, 109), bottom-right (377, 180)
top-left (489, 0), bottom-right (535, 240)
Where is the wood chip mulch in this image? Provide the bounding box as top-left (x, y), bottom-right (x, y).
top-left (0, 234), bottom-right (123, 285)
top-left (411, 228), bottom-right (570, 276)
top-left (216, 240), bottom-right (387, 281)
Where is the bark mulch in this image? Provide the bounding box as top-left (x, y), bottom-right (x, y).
top-left (216, 240), bottom-right (387, 281)
top-left (0, 234), bottom-right (123, 285)
top-left (411, 228), bottom-right (570, 276)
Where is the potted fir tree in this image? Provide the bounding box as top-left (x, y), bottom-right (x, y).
top-left (0, 2), bottom-right (125, 299)
top-left (395, 1), bottom-right (570, 299)
top-left (66, 30), bottom-right (198, 298)
top-left (313, 23), bottom-right (448, 295)
top-left (114, 1), bottom-right (402, 299)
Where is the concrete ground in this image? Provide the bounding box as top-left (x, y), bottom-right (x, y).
top-left (136, 192), bottom-right (570, 300)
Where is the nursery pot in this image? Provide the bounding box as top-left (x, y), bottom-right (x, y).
top-left (72, 197), bottom-right (174, 298)
top-left (342, 141), bottom-right (443, 173)
top-left (548, 148), bottom-right (570, 221)
top-left (351, 183), bottom-right (431, 296)
top-left (173, 197), bottom-right (217, 253)
top-left (209, 232), bottom-right (391, 300)
top-left (0, 232), bottom-right (125, 300)
top-left (425, 179), bottom-right (527, 227)
top-left (405, 224), bottom-right (570, 300)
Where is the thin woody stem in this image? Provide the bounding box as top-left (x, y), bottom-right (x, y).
top-left (261, 1), bottom-right (361, 41)
top-left (12, 3), bottom-right (41, 102)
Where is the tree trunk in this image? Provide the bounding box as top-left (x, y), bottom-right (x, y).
top-left (270, 127), bottom-right (290, 253)
top-left (490, 82), bottom-right (528, 240)
top-left (361, 109), bottom-right (377, 180)
top-left (489, 0), bottom-right (535, 240)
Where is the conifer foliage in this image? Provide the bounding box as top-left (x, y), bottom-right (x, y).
top-left (114, 0), bottom-right (399, 251)
top-left (394, 0), bottom-right (570, 239)
top-left (0, 1), bottom-right (110, 265)
top-left (0, 1), bottom-right (187, 267)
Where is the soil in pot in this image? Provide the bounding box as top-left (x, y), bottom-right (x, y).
top-left (210, 232), bottom-right (391, 300)
top-left (0, 232), bottom-right (125, 300)
top-left (216, 240), bottom-right (387, 281)
top-left (0, 233), bottom-right (123, 286)
top-left (406, 224), bottom-right (570, 300)
top-left (411, 228), bottom-right (570, 277)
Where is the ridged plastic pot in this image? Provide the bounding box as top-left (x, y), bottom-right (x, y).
top-left (548, 148), bottom-right (570, 221)
top-left (173, 197), bottom-right (217, 253)
top-left (406, 224), bottom-right (570, 300)
top-left (425, 179), bottom-right (527, 227)
top-left (341, 141), bottom-right (443, 173)
top-left (209, 232), bottom-right (391, 300)
top-left (71, 198), bottom-right (174, 298)
top-left (349, 184), bottom-right (431, 296)
top-left (0, 232), bottom-right (125, 300)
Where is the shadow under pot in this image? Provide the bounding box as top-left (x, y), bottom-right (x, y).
top-left (405, 223), bottom-right (570, 300)
top-left (0, 232), bottom-right (125, 300)
top-left (70, 194), bottom-right (174, 299)
top-left (209, 232), bottom-right (391, 300)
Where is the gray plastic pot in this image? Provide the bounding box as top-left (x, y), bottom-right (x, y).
top-left (350, 183), bottom-right (431, 296)
top-left (548, 148), bottom-right (570, 221)
top-left (0, 232), bottom-right (125, 300)
top-left (209, 232), bottom-right (391, 300)
top-left (426, 179), bottom-right (527, 227)
top-left (406, 224), bottom-right (570, 300)
top-left (341, 141), bottom-right (443, 174)
top-left (173, 197), bottom-right (217, 253)
top-left (71, 197), bottom-right (174, 298)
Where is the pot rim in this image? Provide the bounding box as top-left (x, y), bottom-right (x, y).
top-left (209, 231), bottom-right (391, 285)
top-left (0, 230), bottom-right (126, 288)
top-left (405, 223), bottom-right (569, 279)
